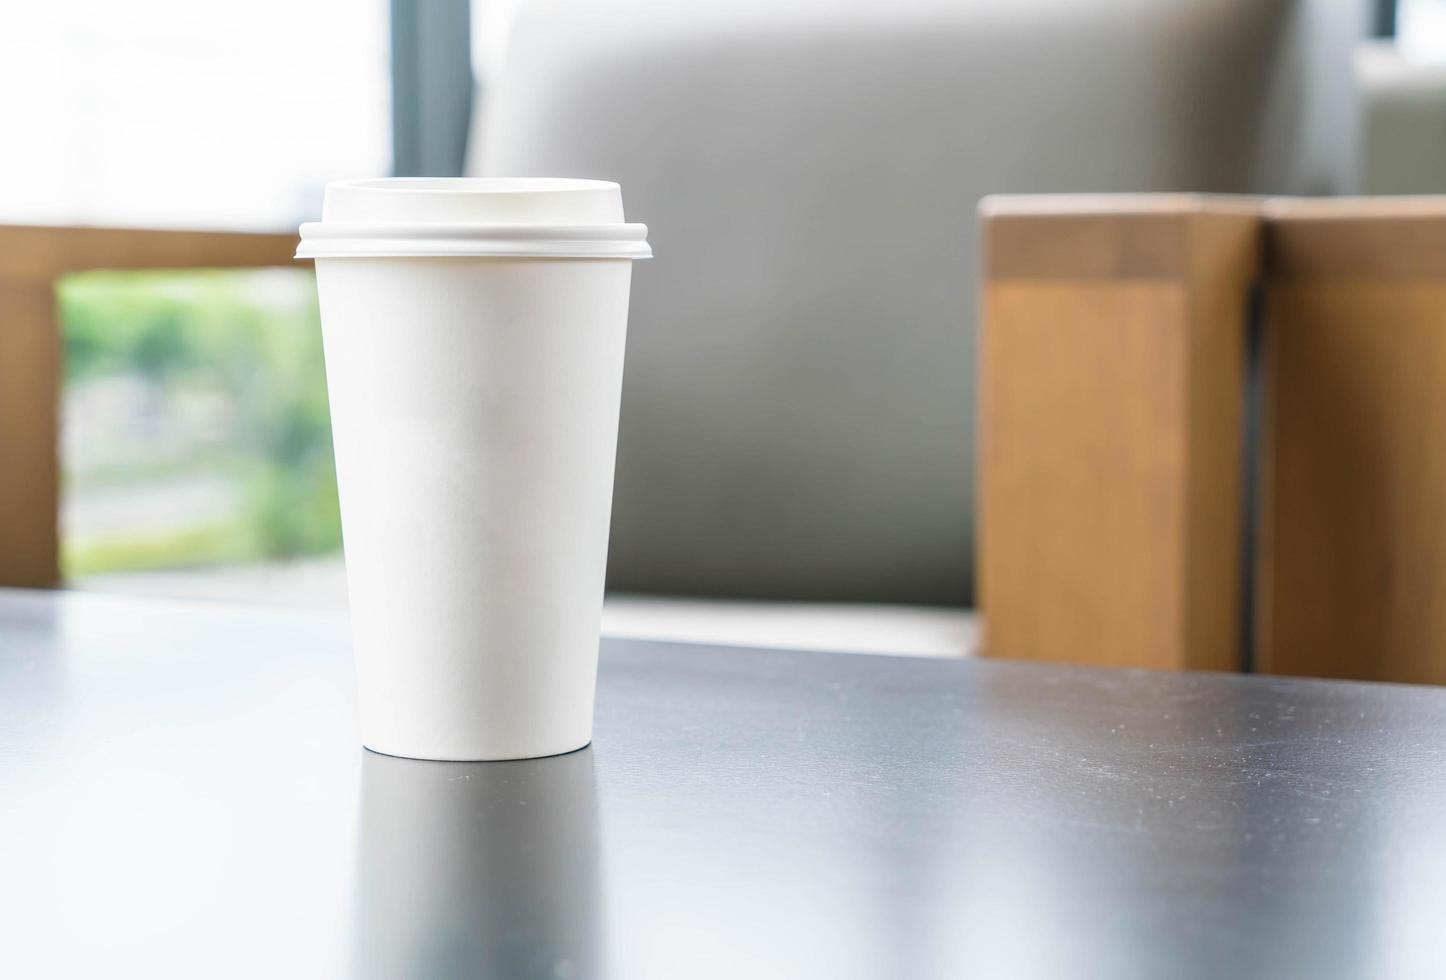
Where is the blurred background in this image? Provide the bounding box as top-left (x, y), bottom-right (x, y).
top-left (4, 0), bottom-right (389, 603)
top-left (3, 0), bottom-right (1446, 656)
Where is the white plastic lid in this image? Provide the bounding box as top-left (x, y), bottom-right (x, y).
top-left (296, 178), bottom-right (651, 259)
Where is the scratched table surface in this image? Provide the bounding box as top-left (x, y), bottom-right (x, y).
top-left (2, 588), bottom-right (1445, 978)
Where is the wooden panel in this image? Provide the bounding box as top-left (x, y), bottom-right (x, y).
top-left (1258, 279), bottom-right (1446, 683)
top-left (0, 279), bottom-right (60, 587)
top-left (1183, 212), bottom-right (1260, 672)
top-left (0, 224), bottom-right (298, 588)
top-left (982, 194), bottom-right (1256, 280)
top-left (981, 282), bottom-right (1191, 668)
top-left (979, 198), bottom-right (1260, 671)
top-left (1266, 197), bottom-right (1446, 280)
top-left (0, 225), bottom-right (299, 281)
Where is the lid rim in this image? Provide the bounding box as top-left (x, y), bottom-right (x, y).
top-left (295, 221), bottom-right (652, 260)
top-left (300, 221), bottom-right (648, 238)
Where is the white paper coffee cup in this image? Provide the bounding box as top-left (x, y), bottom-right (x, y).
top-left (297, 178), bottom-right (650, 761)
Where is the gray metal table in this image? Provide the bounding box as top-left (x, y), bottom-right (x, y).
top-left (2, 589), bottom-right (1445, 978)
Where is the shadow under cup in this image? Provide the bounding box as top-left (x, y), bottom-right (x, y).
top-left (353, 748), bottom-right (605, 979)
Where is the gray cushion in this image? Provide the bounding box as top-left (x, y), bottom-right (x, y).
top-left (479, 0), bottom-right (1364, 605)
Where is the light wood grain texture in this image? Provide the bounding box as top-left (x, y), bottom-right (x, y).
top-left (0, 225), bottom-right (297, 588)
top-left (0, 279), bottom-right (61, 586)
top-left (1258, 199), bottom-right (1446, 681)
top-left (1266, 197), bottom-right (1446, 280)
top-left (979, 199), bottom-right (1260, 671)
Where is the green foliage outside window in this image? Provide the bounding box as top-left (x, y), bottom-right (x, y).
top-left (60, 270), bottom-right (341, 576)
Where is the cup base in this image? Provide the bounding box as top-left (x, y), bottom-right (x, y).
top-left (360, 737), bottom-right (594, 764)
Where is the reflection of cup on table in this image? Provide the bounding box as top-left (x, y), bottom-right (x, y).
top-left (297, 178), bottom-right (650, 761)
top-left (353, 749), bottom-right (605, 979)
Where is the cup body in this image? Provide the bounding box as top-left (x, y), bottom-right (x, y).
top-left (316, 255), bottom-right (633, 760)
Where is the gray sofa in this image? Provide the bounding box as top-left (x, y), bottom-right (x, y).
top-left (473, 0), bottom-right (1369, 655)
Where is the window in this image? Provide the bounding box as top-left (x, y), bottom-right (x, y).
top-left (1, 1), bottom-right (389, 604)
